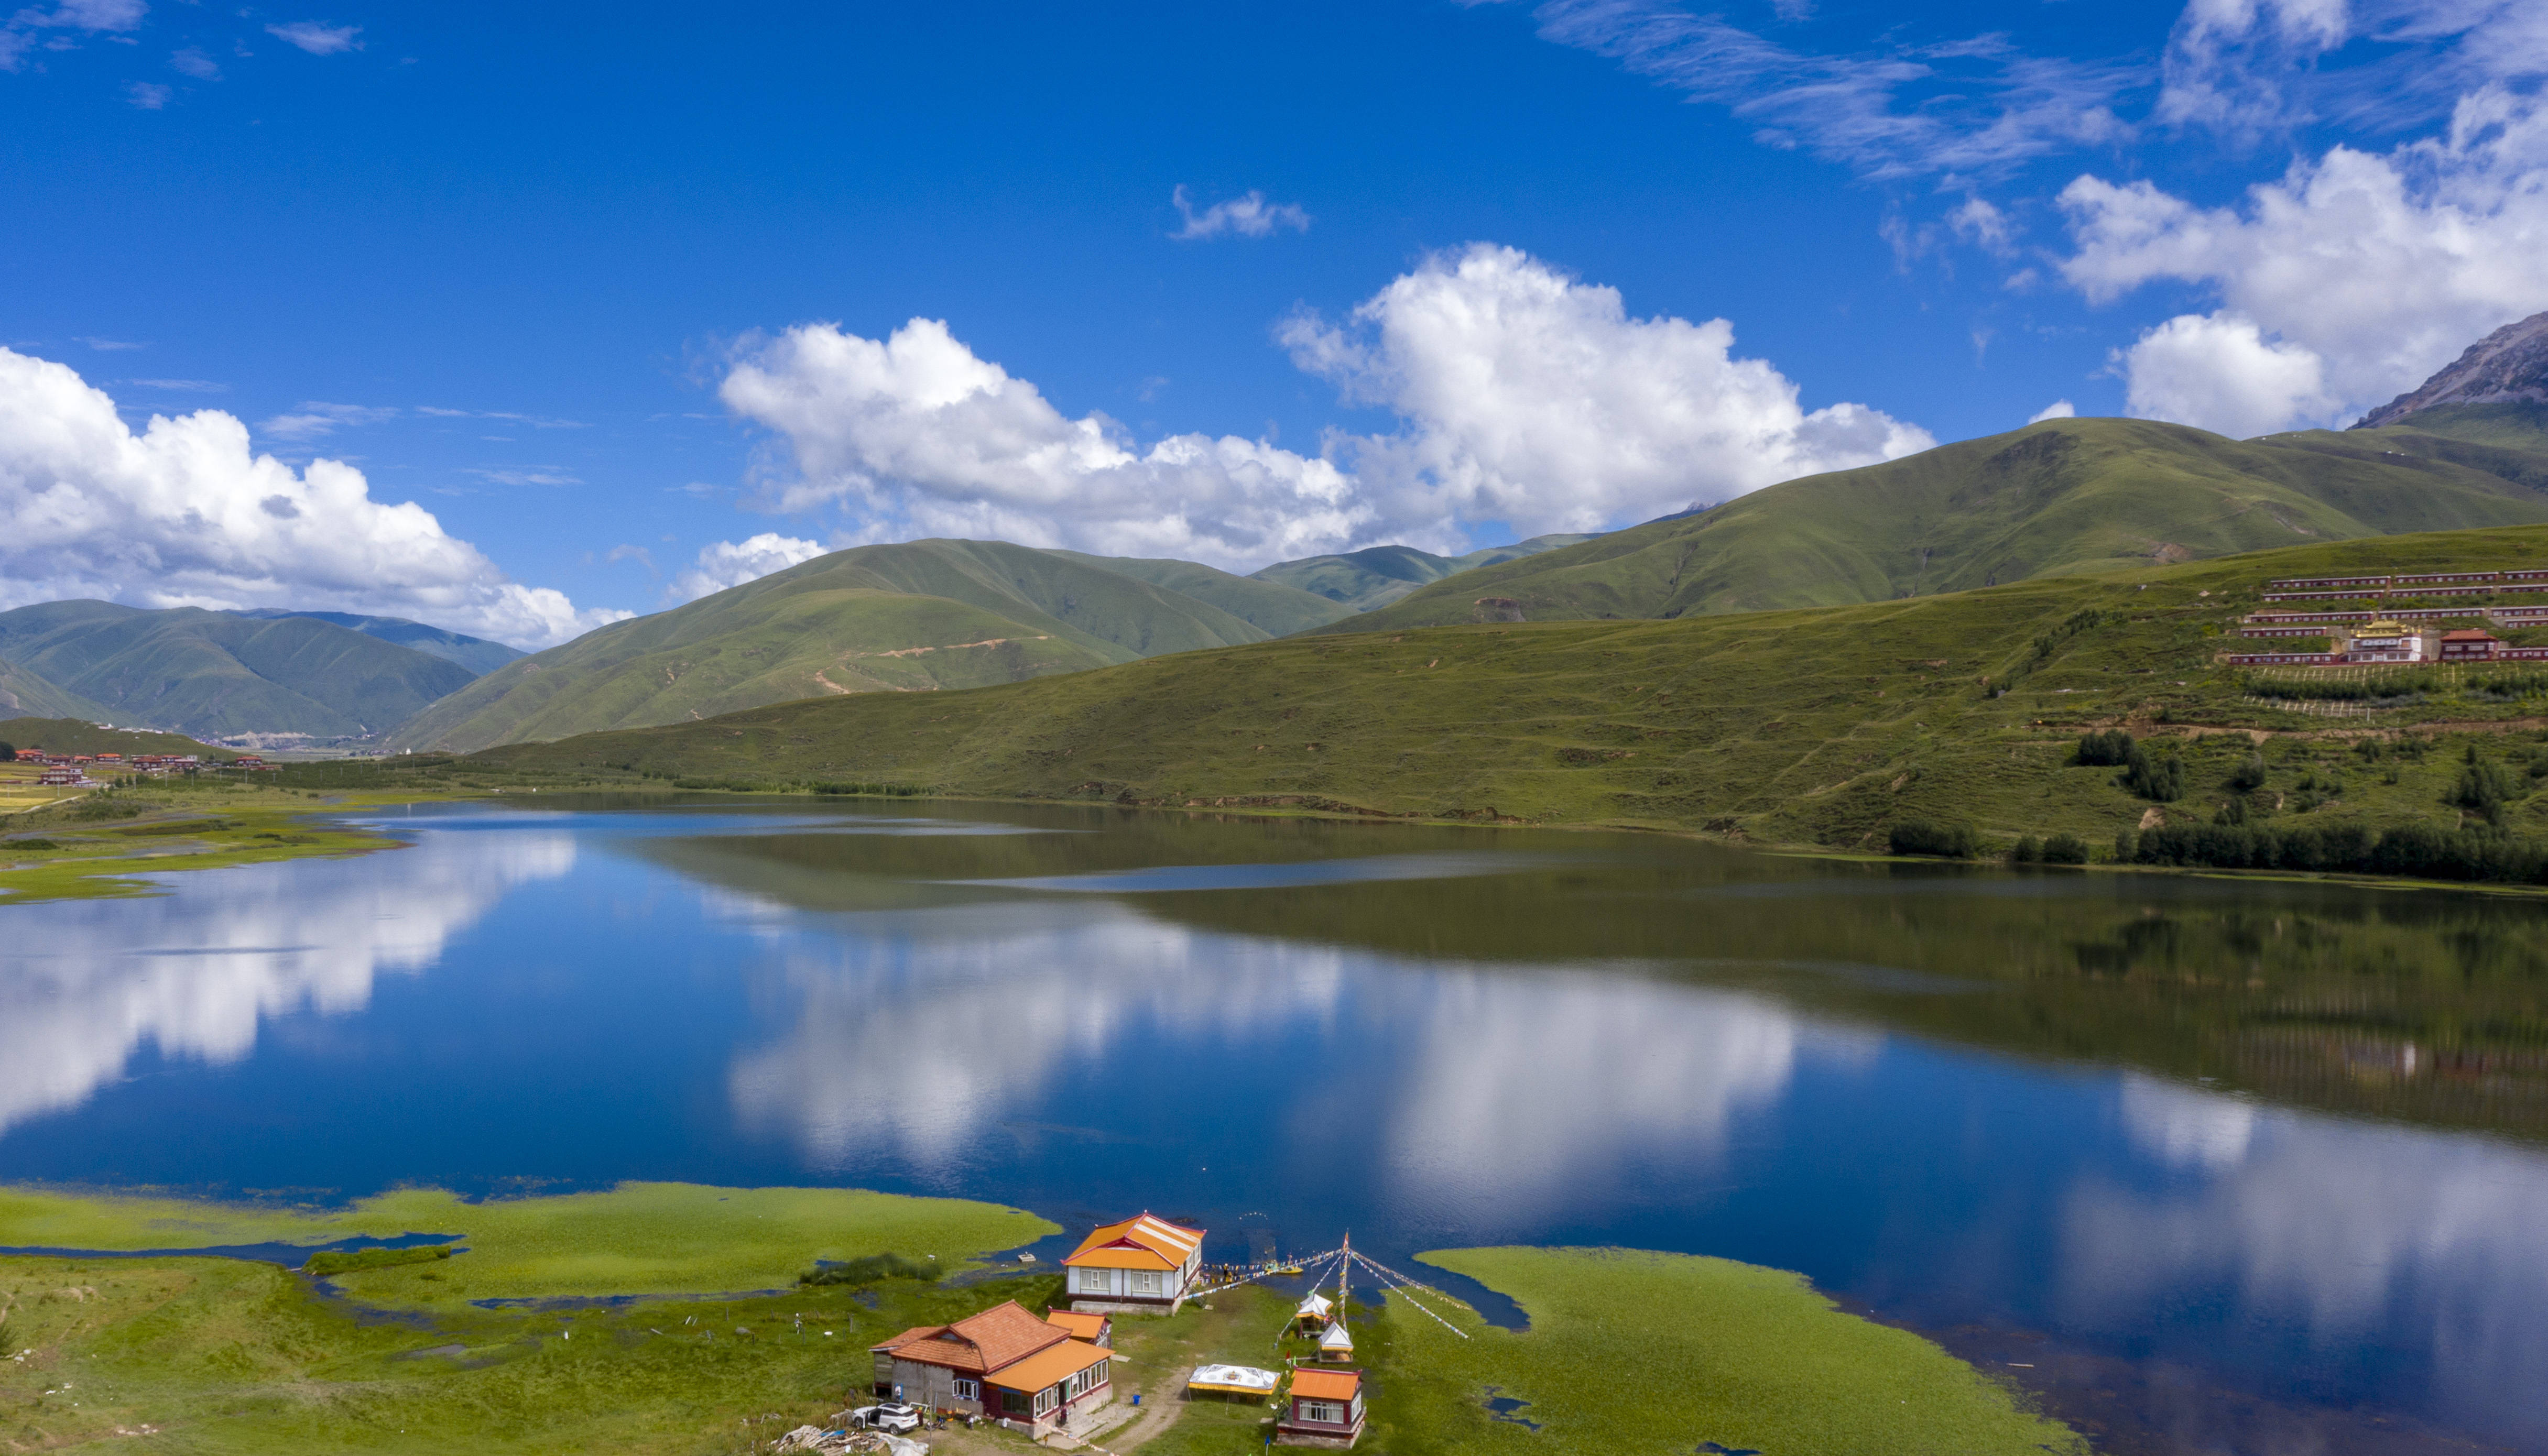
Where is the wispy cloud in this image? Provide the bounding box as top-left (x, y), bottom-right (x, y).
top-left (1170, 185), bottom-right (1312, 240)
top-left (2, 0), bottom-right (142, 70)
top-left (416, 406), bottom-right (589, 428)
top-left (123, 79), bottom-right (169, 108)
top-left (1520, 0), bottom-right (2141, 181)
top-left (265, 20), bottom-right (361, 55)
top-left (169, 46), bottom-right (218, 80)
top-left (75, 336), bottom-right (145, 352)
top-left (127, 377), bottom-right (226, 391)
top-left (257, 401), bottom-right (397, 440)
top-left (605, 543), bottom-right (656, 573)
top-left (464, 467), bottom-right (583, 487)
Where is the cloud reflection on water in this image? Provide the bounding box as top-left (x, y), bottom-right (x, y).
top-left (2081, 1076), bottom-right (2548, 1441)
top-left (0, 827), bottom-right (575, 1134)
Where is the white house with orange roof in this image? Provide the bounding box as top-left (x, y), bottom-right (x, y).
top-left (1061, 1212), bottom-right (1206, 1315)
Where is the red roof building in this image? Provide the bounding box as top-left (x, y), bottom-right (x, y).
top-left (869, 1299), bottom-right (1113, 1437)
top-left (2441, 629), bottom-right (2503, 661)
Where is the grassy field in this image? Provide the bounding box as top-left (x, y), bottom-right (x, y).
top-left (0, 780), bottom-right (426, 904)
top-left (412, 524), bottom-right (2548, 869)
top-left (1365, 1248), bottom-right (2079, 1456)
top-left (0, 1183), bottom-right (1056, 1455)
top-left (0, 1184), bottom-right (2070, 1456)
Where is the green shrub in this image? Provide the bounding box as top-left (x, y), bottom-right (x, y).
top-left (798, 1252), bottom-right (939, 1287)
top-left (1889, 819), bottom-right (1981, 859)
top-left (2228, 754), bottom-right (2267, 792)
top-left (2074, 729), bottom-right (2135, 767)
top-left (305, 1244), bottom-right (457, 1277)
top-left (2006, 835), bottom-right (2043, 864)
top-left (2042, 833), bottom-right (2090, 865)
top-left (2130, 821), bottom-right (2548, 884)
top-left (2448, 761), bottom-right (2522, 817)
top-left (2121, 745), bottom-right (2184, 802)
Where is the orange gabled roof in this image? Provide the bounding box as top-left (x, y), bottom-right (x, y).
top-left (987, 1338), bottom-right (1109, 1395)
top-left (871, 1300), bottom-right (1064, 1375)
top-left (1062, 1213), bottom-right (1204, 1271)
top-left (1043, 1310), bottom-right (1108, 1340)
top-left (1292, 1369), bottom-right (1360, 1400)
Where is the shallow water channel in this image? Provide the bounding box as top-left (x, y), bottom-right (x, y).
top-left (4, 797), bottom-right (2545, 1452)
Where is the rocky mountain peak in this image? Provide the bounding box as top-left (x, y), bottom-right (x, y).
top-left (2353, 310), bottom-right (2548, 429)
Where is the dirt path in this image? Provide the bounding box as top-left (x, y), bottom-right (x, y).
top-left (1068, 1375), bottom-right (1190, 1453)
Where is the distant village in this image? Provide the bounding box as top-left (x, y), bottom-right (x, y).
top-left (2224, 569), bottom-right (2548, 667)
top-left (8, 745), bottom-right (271, 787)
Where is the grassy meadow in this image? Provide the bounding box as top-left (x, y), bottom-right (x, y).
top-left (1, 1179), bottom-right (2073, 1455)
top-left (0, 779), bottom-right (424, 904)
top-left (0, 1182), bottom-right (1052, 1455)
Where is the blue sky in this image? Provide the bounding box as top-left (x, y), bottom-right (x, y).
top-left (4, 0), bottom-right (2545, 644)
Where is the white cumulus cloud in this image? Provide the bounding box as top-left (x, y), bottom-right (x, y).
top-left (0, 347), bottom-right (625, 649)
top-left (1281, 244), bottom-right (1933, 537)
top-left (2061, 85), bottom-right (2548, 432)
top-left (722, 246), bottom-right (1925, 564)
top-left (718, 319), bottom-right (1371, 570)
top-left (671, 532), bottom-right (830, 604)
top-left (2116, 312), bottom-right (2335, 438)
top-left (2028, 399), bottom-right (2077, 423)
top-left (265, 19), bottom-right (361, 54)
top-left (1170, 185), bottom-right (1310, 240)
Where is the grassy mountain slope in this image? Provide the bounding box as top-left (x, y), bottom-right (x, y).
top-left (388, 539), bottom-right (1292, 753)
top-left (1253, 533), bottom-right (1601, 612)
top-left (0, 655), bottom-right (111, 724)
top-left (1327, 417), bottom-right (2548, 631)
top-left (228, 608), bottom-right (523, 676)
top-left (0, 601), bottom-right (480, 739)
top-left (472, 523), bottom-right (2548, 855)
top-left (386, 588), bottom-right (1112, 753)
top-left (1040, 551), bottom-right (1354, 635)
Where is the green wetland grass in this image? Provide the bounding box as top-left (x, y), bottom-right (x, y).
top-left (1, 1185), bottom-right (2073, 1454)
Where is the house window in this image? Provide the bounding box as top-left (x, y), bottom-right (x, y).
top-left (1074, 1267), bottom-right (1114, 1295)
top-left (953, 1377), bottom-right (979, 1402)
top-left (1036, 1386), bottom-right (1060, 1416)
top-left (1001, 1388), bottom-right (1030, 1415)
top-left (1128, 1269), bottom-right (1162, 1295)
top-left (1300, 1400), bottom-right (1345, 1425)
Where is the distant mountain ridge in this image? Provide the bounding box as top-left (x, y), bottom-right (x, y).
top-left (1250, 534), bottom-right (1600, 613)
top-left (0, 601), bottom-right (481, 739)
top-left (386, 536), bottom-right (1608, 753)
top-left (385, 539), bottom-right (1305, 753)
top-left (2356, 310), bottom-right (2548, 428)
top-left (1317, 413), bottom-right (2548, 633)
top-left (226, 608), bottom-right (524, 676)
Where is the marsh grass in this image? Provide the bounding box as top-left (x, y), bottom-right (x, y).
top-left (1378, 1248), bottom-right (2084, 1456)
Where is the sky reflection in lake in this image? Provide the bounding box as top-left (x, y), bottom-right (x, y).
top-left (2, 798), bottom-right (2544, 1450)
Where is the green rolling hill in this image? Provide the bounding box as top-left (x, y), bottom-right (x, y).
top-left (1039, 551), bottom-right (1354, 636)
top-left (1253, 533), bottom-right (1601, 613)
top-left (0, 655), bottom-right (111, 724)
top-left (1323, 415), bottom-right (2548, 632)
top-left (226, 608), bottom-right (524, 676)
top-left (0, 602), bottom-right (482, 740)
top-left (459, 522), bottom-right (2548, 856)
top-left (386, 539), bottom-right (1298, 753)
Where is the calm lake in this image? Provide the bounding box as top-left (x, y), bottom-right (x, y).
top-left (5, 797), bottom-right (2545, 1453)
